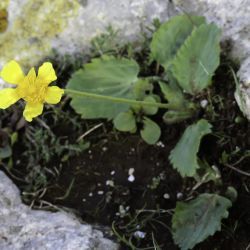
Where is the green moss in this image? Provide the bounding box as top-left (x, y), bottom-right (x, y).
top-left (0, 0), bottom-right (80, 68)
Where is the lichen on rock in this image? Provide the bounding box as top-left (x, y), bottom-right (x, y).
top-left (0, 0), bottom-right (80, 69)
top-left (0, 0), bottom-right (169, 73)
top-left (0, 0), bottom-right (9, 9)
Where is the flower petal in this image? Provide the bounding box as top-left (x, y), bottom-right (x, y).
top-left (1, 60), bottom-right (25, 84)
top-left (38, 62), bottom-right (57, 85)
top-left (26, 67), bottom-right (36, 83)
top-left (45, 86), bottom-right (64, 104)
top-left (0, 88), bottom-right (20, 109)
top-left (23, 102), bottom-right (43, 122)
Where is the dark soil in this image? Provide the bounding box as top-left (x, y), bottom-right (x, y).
top-left (1, 57), bottom-right (250, 250)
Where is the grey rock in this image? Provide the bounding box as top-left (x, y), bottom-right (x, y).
top-left (0, 171), bottom-right (118, 250)
top-left (0, 0), bottom-right (170, 72)
top-left (52, 0), bottom-right (170, 56)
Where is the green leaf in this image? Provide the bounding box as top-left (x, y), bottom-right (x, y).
top-left (133, 79), bottom-right (152, 100)
top-left (142, 96), bottom-right (159, 115)
top-left (10, 132), bottom-right (18, 146)
top-left (194, 159), bottom-right (221, 184)
top-left (169, 119), bottom-right (212, 177)
top-left (150, 15), bottom-right (205, 69)
top-left (67, 56), bottom-right (139, 119)
top-left (159, 81), bottom-right (186, 109)
top-left (163, 110), bottom-right (194, 124)
top-left (113, 111), bottom-right (137, 132)
top-left (225, 186), bottom-right (238, 202)
top-left (140, 117), bottom-right (161, 145)
top-left (172, 24), bottom-right (221, 94)
top-left (172, 194), bottom-right (232, 250)
top-left (0, 144), bottom-right (12, 159)
top-left (233, 67), bottom-right (247, 116)
top-left (159, 80), bottom-right (197, 123)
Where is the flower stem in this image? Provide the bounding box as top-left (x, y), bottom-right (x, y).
top-left (64, 89), bottom-right (170, 109)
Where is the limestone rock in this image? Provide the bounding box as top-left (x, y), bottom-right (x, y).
top-left (0, 0), bottom-right (169, 69)
top-left (0, 171), bottom-right (118, 250)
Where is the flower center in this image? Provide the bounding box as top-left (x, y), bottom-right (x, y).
top-left (17, 78), bottom-right (48, 104)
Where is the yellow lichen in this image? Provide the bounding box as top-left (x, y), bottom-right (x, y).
top-left (0, 0), bottom-right (9, 33)
top-left (0, 9), bottom-right (8, 33)
top-left (0, 0), bottom-right (80, 68)
top-left (0, 0), bottom-right (9, 9)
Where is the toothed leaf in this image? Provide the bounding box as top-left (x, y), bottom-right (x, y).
top-left (67, 56), bottom-right (139, 119)
top-left (150, 15), bottom-right (205, 69)
top-left (169, 119), bottom-right (212, 177)
top-left (172, 194), bottom-right (232, 250)
top-left (172, 24), bottom-right (221, 94)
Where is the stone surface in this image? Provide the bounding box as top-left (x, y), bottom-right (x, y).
top-left (0, 171), bottom-right (118, 250)
top-left (0, 0), bottom-right (169, 69)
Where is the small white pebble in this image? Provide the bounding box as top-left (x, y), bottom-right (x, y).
top-left (97, 190), bottom-right (104, 195)
top-left (89, 192), bottom-right (93, 197)
top-left (200, 99), bottom-right (208, 108)
top-left (134, 231), bottom-right (146, 239)
top-left (82, 198), bottom-right (86, 202)
top-left (159, 172), bottom-right (166, 180)
top-left (97, 183), bottom-right (102, 187)
top-left (106, 180), bottom-right (114, 187)
top-left (177, 192), bottom-right (183, 199)
top-left (156, 141), bottom-right (165, 148)
top-left (128, 168), bottom-right (135, 175)
top-left (163, 193), bottom-right (170, 199)
top-left (102, 147), bottom-right (108, 152)
top-left (110, 170), bottom-right (115, 175)
top-left (128, 175), bottom-right (135, 182)
top-left (131, 147), bottom-right (135, 152)
top-left (119, 205), bottom-right (126, 214)
top-left (88, 150), bottom-right (92, 154)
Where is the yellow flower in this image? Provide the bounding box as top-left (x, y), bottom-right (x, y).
top-left (0, 60), bottom-right (64, 122)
